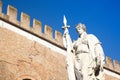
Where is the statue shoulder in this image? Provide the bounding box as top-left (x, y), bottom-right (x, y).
top-left (87, 34), bottom-right (100, 44)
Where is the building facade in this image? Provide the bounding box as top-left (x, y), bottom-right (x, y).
top-left (0, 1), bottom-right (120, 80)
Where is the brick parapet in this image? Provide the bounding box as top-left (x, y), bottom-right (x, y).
top-left (104, 56), bottom-right (120, 74)
top-left (0, 1), bottom-right (64, 49)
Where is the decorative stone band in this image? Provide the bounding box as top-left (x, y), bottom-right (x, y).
top-left (0, 20), bottom-right (66, 56)
top-left (104, 68), bottom-right (120, 79)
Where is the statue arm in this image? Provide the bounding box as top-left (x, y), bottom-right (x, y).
top-left (63, 30), bottom-right (72, 48)
top-left (87, 34), bottom-right (105, 71)
top-left (71, 41), bottom-right (77, 65)
top-left (72, 41), bottom-right (77, 51)
top-left (94, 42), bottom-right (105, 66)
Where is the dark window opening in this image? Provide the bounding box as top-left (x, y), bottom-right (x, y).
top-left (23, 79), bottom-right (31, 80)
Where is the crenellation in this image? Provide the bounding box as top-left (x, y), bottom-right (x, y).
top-left (0, 0), bottom-right (2, 13)
top-left (105, 56), bottom-right (113, 69)
top-left (20, 12), bottom-right (30, 30)
top-left (44, 25), bottom-right (53, 38)
top-left (0, 0), bottom-right (64, 48)
top-left (113, 60), bottom-right (119, 68)
top-left (55, 30), bottom-right (63, 45)
top-left (113, 60), bottom-right (120, 73)
top-left (33, 19), bottom-right (42, 35)
top-left (7, 5), bottom-right (17, 23)
top-left (1, 13), bottom-right (9, 21)
top-left (104, 56), bottom-right (120, 75)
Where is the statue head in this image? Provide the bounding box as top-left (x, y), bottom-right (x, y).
top-left (76, 23), bottom-right (86, 31)
top-left (76, 23), bottom-right (86, 35)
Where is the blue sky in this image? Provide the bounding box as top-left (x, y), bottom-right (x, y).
top-left (2, 0), bottom-right (120, 62)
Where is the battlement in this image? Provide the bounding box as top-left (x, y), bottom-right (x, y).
top-left (0, 1), bottom-right (64, 49)
top-left (0, 1), bottom-right (120, 77)
top-left (104, 56), bottom-right (120, 74)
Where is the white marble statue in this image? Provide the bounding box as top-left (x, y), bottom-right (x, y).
top-left (62, 17), bottom-right (105, 80)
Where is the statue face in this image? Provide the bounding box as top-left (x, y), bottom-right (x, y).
top-left (77, 28), bottom-right (84, 35)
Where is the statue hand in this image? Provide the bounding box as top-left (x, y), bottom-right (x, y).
top-left (64, 28), bottom-right (69, 34)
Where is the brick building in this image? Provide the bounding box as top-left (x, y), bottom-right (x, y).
top-left (0, 1), bottom-right (120, 80)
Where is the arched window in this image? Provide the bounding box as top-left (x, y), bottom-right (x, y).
top-left (17, 75), bottom-right (37, 80)
top-left (23, 79), bottom-right (31, 80)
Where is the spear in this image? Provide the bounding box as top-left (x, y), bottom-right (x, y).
top-left (62, 15), bottom-right (76, 80)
